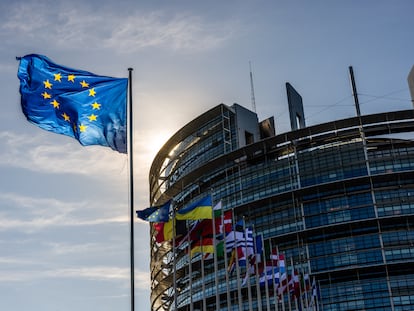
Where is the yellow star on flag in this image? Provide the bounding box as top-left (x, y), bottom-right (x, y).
top-left (91, 102), bottom-right (101, 110)
top-left (80, 80), bottom-right (89, 88)
top-left (43, 80), bottom-right (52, 89)
top-left (88, 114), bottom-right (98, 122)
top-left (88, 88), bottom-right (96, 97)
top-left (68, 74), bottom-right (76, 82)
top-left (50, 99), bottom-right (60, 108)
top-left (54, 73), bottom-right (62, 82)
top-left (41, 92), bottom-right (51, 99)
top-left (79, 124), bottom-right (87, 132)
top-left (62, 113), bottom-right (70, 121)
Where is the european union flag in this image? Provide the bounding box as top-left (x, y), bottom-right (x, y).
top-left (17, 54), bottom-right (128, 153)
top-left (136, 201), bottom-right (171, 223)
top-left (136, 206), bottom-right (158, 221)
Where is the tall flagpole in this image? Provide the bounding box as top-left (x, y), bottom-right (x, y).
top-left (232, 213), bottom-right (244, 309)
top-left (172, 212), bottom-right (178, 311)
top-left (252, 230), bottom-right (263, 311)
top-left (128, 68), bottom-right (135, 311)
top-left (188, 232), bottom-right (194, 311)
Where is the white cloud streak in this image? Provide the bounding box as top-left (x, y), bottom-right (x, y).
top-left (0, 128), bottom-right (170, 180)
top-left (0, 191), bottom-right (127, 232)
top-left (2, 2), bottom-right (238, 53)
top-left (106, 12), bottom-right (234, 52)
top-left (0, 264), bottom-right (150, 289)
top-left (0, 127), bottom-right (172, 206)
top-left (0, 131), bottom-right (128, 178)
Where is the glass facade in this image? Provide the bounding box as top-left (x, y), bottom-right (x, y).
top-left (148, 104), bottom-right (414, 310)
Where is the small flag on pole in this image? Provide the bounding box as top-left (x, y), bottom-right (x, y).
top-left (175, 195), bottom-right (213, 220)
top-left (153, 219), bottom-right (186, 243)
top-left (17, 54), bottom-right (128, 153)
top-left (137, 201), bottom-right (171, 222)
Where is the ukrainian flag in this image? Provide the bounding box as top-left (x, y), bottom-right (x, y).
top-left (176, 195), bottom-right (213, 220)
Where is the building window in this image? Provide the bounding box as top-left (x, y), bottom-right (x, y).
top-left (245, 131), bottom-right (254, 145)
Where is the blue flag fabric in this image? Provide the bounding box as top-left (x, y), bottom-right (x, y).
top-left (136, 207), bottom-right (157, 221)
top-left (17, 54), bottom-right (128, 153)
top-left (137, 201), bottom-right (171, 223)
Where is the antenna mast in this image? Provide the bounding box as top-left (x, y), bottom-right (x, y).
top-left (249, 61), bottom-right (257, 113)
top-left (348, 66), bottom-right (361, 117)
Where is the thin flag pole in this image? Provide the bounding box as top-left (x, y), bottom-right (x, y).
top-left (275, 244), bottom-right (285, 311)
top-left (200, 237), bottom-right (207, 311)
top-left (127, 68), bottom-right (135, 311)
top-left (256, 235), bottom-right (263, 311)
top-left (242, 217), bottom-right (253, 310)
top-left (269, 240), bottom-right (279, 311)
top-left (188, 230), bottom-right (194, 311)
top-left (172, 212), bottom-right (178, 311)
top-left (286, 257), bottom-right (293, 311)
top-left (232, 213), bottom-right (244, 309)
top-left (252, 229), bottom-right (263, 311)
top-left (222, 208), bottom-right (232, 310)
top-left (211, 198), bottom-right (220, 311)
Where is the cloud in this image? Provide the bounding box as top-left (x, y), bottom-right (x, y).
top-left (0, 264), bottom-right (150, 288)
top-left (0, 128), bottom-right (165, 210)
top-left (0, 191), bottom-right (127, 232)
top-left (0, 127), bottom-right (170, 182)
top-left (0, 129), bottom-right (174, 199)
top-left (46, 241), bottom-right (117, 256)
top-left (2, 2), bottom-right (238, 53)
top-left (0, 214), bottom-right (128, 232)
top-left (0, 131), bottom-right (128, 178)
top-left (0, 245), bottom-right (150, 288)
top-left (48, 266), bottom-right (130, 281)
top-left (105, 12), bottom-right (235, 53)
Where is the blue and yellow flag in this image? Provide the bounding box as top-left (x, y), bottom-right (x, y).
top-left (176, 195), bottom-right (213, 220)
top-left (17, 54), bottom-right (128, 153)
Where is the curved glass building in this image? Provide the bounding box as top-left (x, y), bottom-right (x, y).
top-left (148, 102), bottom-right (414, 311)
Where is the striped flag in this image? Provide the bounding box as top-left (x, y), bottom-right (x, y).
top-left (225, 224), bottom-right (254, 253)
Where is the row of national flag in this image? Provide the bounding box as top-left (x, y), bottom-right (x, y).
top-left (138, 196), bottom-right (264, 268)
top-left (137, 195), bottom-right (213, 222)
top-left (137, 196), bottom-right (322, 309)
top-left (136, 195), bottom-right (215, 244)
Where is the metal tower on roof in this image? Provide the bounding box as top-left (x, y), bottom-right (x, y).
top-left (249, 61), bottom-right (257, 113)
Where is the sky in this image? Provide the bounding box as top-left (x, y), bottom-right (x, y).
top-left (0, 1), bottom-right (413, 310)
